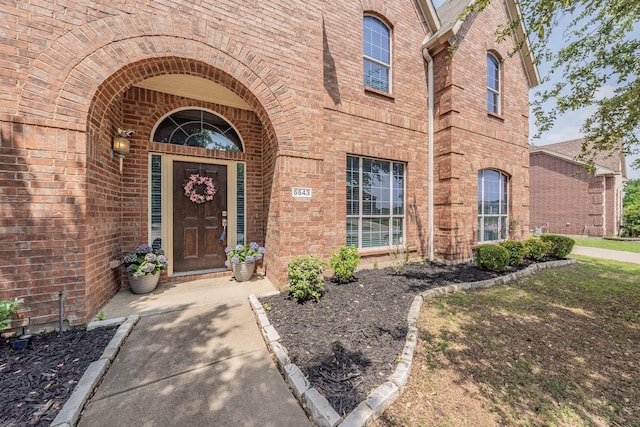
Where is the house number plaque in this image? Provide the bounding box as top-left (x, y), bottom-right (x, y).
top-left (292, 187), bottom-right (312, 198)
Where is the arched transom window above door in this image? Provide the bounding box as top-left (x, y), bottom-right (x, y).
top-left (152, 109), bottom-right (244, 152)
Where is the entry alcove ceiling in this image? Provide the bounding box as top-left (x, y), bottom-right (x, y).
top-left (134, 75), bottom-right (252, 111)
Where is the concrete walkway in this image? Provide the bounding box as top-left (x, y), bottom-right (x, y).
top-left (571, 246), bottom-right (640, 264)
top-left (78, 275), bottom-right (311, 426)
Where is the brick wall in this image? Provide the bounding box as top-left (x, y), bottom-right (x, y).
top-left (0, 116), bottom-right (89, 325)
top-left (530, 153), bottom-right (609, 236)
top-left (430, 1), bottom-right (532, 259)
top-left (0, 0), bottom-right (534, 326)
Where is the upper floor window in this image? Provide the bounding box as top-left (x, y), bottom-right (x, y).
top-left (487, 54), bottom-right (501, 114)
top-left (152, 108), bottom-right (243, 152)
top-left (478, 169), bottom-right (509, 242)
top-left (363, 16), bottom-right (391, 93)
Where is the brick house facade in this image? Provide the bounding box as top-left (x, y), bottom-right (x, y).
top-left (0, 0), bottom-right (537, 327)
top-left (530, 139), bottom-right (627, 237)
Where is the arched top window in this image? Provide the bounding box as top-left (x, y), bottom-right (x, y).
top-left (478, 169), bottom-right (509, 242)
top-left (363, 15), bottom-right (392, 93)
top-left (152, 109), bottom-right (243, 152)
top-left (487, 53), bottom-right (501, 114)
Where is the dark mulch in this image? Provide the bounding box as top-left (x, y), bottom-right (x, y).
top-left (0, 326), bottom-right (117, 426)
top-left (260, 260), bottom-right (546, 416)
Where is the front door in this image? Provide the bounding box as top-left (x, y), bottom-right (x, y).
top-left (173, 161), bottom-right (227, 272)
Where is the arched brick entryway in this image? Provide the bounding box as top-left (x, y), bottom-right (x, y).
top-left (15, 15), bottom-right (304, 323)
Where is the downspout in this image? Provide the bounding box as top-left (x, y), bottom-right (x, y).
top-left (422, 47), bottom-right (434, 261)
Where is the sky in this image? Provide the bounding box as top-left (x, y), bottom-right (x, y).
top-left (430, 0), bottom-right (640, 180)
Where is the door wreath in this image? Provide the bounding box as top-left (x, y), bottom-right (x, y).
top-left (184, 174), bottom-right (217, 204)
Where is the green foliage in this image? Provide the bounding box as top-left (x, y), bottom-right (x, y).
top-left (623, 179), bottom-right (640, 208)
top-left (524, 237), bottom-right (551, 260)
top-left (123, 244), bottom-right (168, 279)
top-left (329, 245), bottom-right (361, 284)
top-left (463, 0), bottom-right (640, 168)
top-left (0, 298), bottom-right (24, 331)
top-left (97, 310), bottom-right (105, 321)
top-left (285, 256), bottom-right (325, 302)
top-left (620, 204), bottom-right (640, 238)
top-left (499, 240), bottom-right (526, 265)
top-left (621, 180), bottom-right (640, 238)
top-left (390, 240), bottom-right (411, 275)
top-left (540, 234), bottom-right (576, 258)
top-left (475, 244), bottom-right (509, 272)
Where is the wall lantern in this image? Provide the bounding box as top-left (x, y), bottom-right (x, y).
top-left (111, 128), bottom-right (133, 174)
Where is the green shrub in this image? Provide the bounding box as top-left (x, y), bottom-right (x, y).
top-left (524, 237), bottom-right (550, 260)
top-left (499, 240), bottom-right (526, 265)
top-left (330, 245), bottom-right (360, 284)
top-left (540, 234), bottom-right (575, 258)
top-left (0, 298), bottom-right (24, 331)
top-left (475, 244), bottom-right (509, 272)
top-left (286, 256), bottom-right (325, 302)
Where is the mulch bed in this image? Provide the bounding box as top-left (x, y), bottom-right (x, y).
top-left (260, 259), bottom-right (545, 416)
top-left (0, 258), bottom-right (555, 424)
top-left (0, 326), bottom-right (117, 426)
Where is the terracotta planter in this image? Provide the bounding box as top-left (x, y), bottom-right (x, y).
top-left (129, 272), bottom-right (160, 294)
top-left (233, 262), bottom-right (256, 282)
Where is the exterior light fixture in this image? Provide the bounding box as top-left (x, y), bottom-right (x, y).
top-left (111, 128), bottom-right (133, 174)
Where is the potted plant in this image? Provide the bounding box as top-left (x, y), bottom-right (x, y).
top-left (225, 242), bottom-right (265, 282)
top-left (123, 244), bottom-right (169, 294)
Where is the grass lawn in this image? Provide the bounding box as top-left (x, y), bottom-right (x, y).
top-left (573, 237), bottom-right (640, 254)
top-left (378, 258), bottom-right (640, 427)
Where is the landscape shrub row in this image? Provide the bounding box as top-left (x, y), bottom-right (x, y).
top-left (286, 245), bottom-right (362, 302)
top-left (286, 235), bottom-right (575, 301)
top-left (475, 234), bottom-right (575, 272)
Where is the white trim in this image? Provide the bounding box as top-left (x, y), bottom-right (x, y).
top-left (346, 155), bottom-right (406, 250)
top-left (487, 53), bottom-right (501, 115)
top-left (151, 153), bottom-right (242, 277)
top-left (149, 107), bottom-right (246, 152)
top-left (363, 14), bottom-right (393, 94)
top-left (477, 169), bottom-right (510, 243)
top-left (529, 148), bottom-right (618, 176)
top-left (416, 0), bottom-right (441, 34)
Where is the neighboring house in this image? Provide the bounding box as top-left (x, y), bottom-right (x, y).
top-left (530, 139), bottom-right (627, 237)
top-left (0, 0), bottom-right (538, 326)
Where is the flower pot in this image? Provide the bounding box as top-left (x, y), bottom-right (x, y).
top-left (129, 272), bottom-right (160, 294)
top-left (233, 262), bottom-right (256, 282)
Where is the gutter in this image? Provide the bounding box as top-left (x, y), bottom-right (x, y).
top-left (422, 47), bottom-right (435, 262)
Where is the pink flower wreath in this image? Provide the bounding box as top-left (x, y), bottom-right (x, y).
top-left (183, 174), bottom-right (216, 204)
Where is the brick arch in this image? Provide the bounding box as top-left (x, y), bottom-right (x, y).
top-left (88, 57), bottom-right (279, 155)
top-left (361, 0), bottom-right (399, 27)
top-left (486, 46), bottom-right (507, 64)
top-left (474, 158), bottom-right (518, 178)
top-left (18, 14), bottom-right (303, 149)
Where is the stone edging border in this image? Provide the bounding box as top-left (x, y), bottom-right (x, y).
top-left (50, 315), bottom-right (139, 427)
top-left (249, 258), bottom-right (576, 427)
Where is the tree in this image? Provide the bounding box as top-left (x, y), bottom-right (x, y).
top-left (623, 178), bottom-right (640, 208)
top-left (622, 179), bottom-right (640, 237)
top-left (465, 0), bottom-right (640, 170)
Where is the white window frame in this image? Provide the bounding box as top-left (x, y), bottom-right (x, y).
top-left (477, 169), bottom-right (509, 242)
top-left (363, 15), bottom-right (392, 93)
top-left (346, 155), bottom-right (405, 249)
top-left (487, 53), bottom-right (501, 115)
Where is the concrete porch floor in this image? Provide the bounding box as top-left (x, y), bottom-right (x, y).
top-left (97, 273), bottom-right (279, 320)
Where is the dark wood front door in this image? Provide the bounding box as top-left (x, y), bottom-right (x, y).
top-left (173, 161), bottom-right (227, 273)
